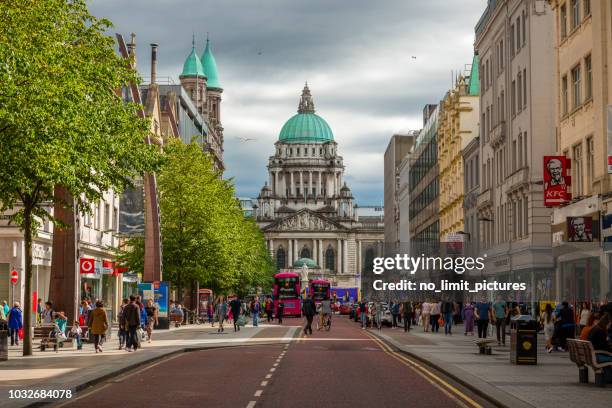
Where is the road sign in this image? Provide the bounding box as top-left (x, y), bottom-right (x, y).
top-left (79, 258), bottom-right (95, 274)
top-left (10, 270), bottom-right (18, 285)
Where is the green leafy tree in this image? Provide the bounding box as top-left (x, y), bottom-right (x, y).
top-left (0, 0), bottom-right (160, 355)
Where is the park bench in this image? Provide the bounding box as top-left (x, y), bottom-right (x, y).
top-left (475, 339), bottom-right (496, 355)
top-left (36, 325), bottom-right (81, 352)
top-left (567, 339), bottom-right (612, 387)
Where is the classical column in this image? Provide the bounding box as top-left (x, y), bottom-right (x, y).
top-left (294, 239), bottom-right (299, 262)
top-left (273, 171), bottom-right (278, 196)
top-left (309, 171), bottom-right (313, 198)
top-left (333, 172), bottom-right (337, 196)
top-left (312, 238), bottom-right (317, 264)
top-left (288, 239), bottom-right (293, 266)
top-left (358, 240), bottom-right (362, 275)
top-left (290, 172), bottom-right (295, 196)
top-left (269, 239), bottom-right (274, 259)
top-left (299, 171), bottom-right (304, 198)
top-left (343, 239), bottom-right (348, 274)
top-left (318, 171), bottom-right (322, 196)
top-left (269, 172), bottom-right (274, 194)
top-left (337, 239), bottom-right (342, 273)
top-left (319, 240), bottom-right (323, 268)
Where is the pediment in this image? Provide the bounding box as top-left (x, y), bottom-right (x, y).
top-left (264, 209), bottom-right (345, 232)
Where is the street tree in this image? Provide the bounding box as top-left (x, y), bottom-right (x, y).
top-left (0, 0), bottom-right (160, 355)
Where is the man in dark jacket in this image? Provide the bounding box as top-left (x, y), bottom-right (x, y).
top-left (302, 294), bottom-right (316, 335)
top-left (229, 296), bottom-right (242, 332)
top-left (123, 295), bottom-right (141, 352)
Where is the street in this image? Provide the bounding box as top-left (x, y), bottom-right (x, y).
top-left (57, 317), bottom-right (491, 408)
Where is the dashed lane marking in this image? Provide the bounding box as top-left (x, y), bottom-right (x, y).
top-left (269, 367), bottom-right (276, 372)
top-left (265, 374), bottom-right (272, 379)
top-left (246, 401), bottom-right (256, 408)
top-left (261, 381), bottom-right (268, 386)
top-left (254, 390), bottom-right (263, 397)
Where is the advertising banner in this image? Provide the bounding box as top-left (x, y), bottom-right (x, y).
top-left (137, 283), bottom-right (154, 304)
top-left (567, 216), bottom-right (593, 242)
top-left (543, 156), bottom-right (571, 206)
top-left (119, 177), bottom-right (145, 236)
top-left (607, 105), bottom-right (612, 173)
top-left (153, 281), bottom-right (169, 318)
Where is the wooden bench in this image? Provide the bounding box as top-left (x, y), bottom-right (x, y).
top-left (475, 339), bottom-right (496, 355)
top-left (567, 339), bottom-right (612, 387)
top-left (36, 325), bottom-right (79, 352)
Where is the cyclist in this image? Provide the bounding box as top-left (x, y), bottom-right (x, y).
top-left (318, 298), bottom-right (332, 331)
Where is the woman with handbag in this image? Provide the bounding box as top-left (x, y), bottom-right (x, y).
top-left (88, 301), bottom-right (109, 353)
top-left (7, 302), bottom-right (23, 346)
top-left (215, 296), bottom-right (227, 333)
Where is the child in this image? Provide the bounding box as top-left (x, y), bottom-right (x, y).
top-left (70, 321), bottom-right (83, 350)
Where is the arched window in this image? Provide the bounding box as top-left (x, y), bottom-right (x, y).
top-left (276, 247), bottom-right (286, 270)
top-left (365, 247), bottom-right (375, 273)
top-left (300, 246), bottom-right (310, 259)
top-left (325, 246), bottom-right (335, 271)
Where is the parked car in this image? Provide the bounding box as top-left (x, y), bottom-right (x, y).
top-left (339, 303), bottom-right (351, 315)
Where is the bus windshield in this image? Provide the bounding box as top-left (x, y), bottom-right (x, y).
top-left (311, 283), bottom-right (329, 301)
top-left (276, 277), bottom-right (299, 299)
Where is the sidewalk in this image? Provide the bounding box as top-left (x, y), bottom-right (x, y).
top-left (369, 321), bottom-right (611, 408)
top-left (0, 322), bottom-right (300, 408)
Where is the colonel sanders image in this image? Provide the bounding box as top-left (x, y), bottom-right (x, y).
top-left (545, 158), bottom-right (566, 190)
top-left (568, 217), bottom-right (592, 242)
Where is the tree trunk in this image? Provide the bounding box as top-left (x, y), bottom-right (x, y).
top-left (22, 206), bottom-right (33, 356)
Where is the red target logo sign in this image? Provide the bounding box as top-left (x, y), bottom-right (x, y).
top-left (80, 258), bottom-right (95, 274)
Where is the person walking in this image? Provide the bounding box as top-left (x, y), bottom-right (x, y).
top-left (442, 298), bottom-right (454, 335)
top-left (492, 295), bottom-right (508, 346)
top-left (7, 302), bottom-right (23, 346)
top-left (302, 294), bottom-right (316, 335)
top-left (401, 300), bottom-right (412, 332)
top-left (578, 302), bottom-right (591, 333)
top-left (123, 295), bottom-right (141, 352)
top-left (421, 300), bottom-right (431, 332)
top-left (475, 297), bottom-right (492, 339)
top-left (541, 303), bottom-right (555, 352)
top-left (463, 302), bottom-right (475, 335)
top-left (359, 300), bottom-right (367, 329)
top-left (391, 301), bottom-right (400, 329)
top-left (265, 298), bottom-right (274, 323)
top-left (555, 301), bottom-right (575, 351)
top-left (277, 301), bottom-right (284, 324)
top-left (215, 296), bottom-right (227, 333)
top-left (145, 299), bottom-right (158, 343)
top-left (207, 302), bottom-right (214, 326)
top-left (117, 298), bottom-right (128, 350)
top-left (36, 298), bottom-right (44, 326)
top-left (374, 300), bottom-right (383, 331)
top-left (430, 300), bottom-right (441, 333)
top-left (229, 296), bottom-right (242, 332)
top-left (2, 301), bottom-right (9, 318)
top-left (318, 298), bottom-right (332, 331)
top-left (88, 301), bottom-right (108, 353)
top-left (251, 298), bottom-right (261, 327)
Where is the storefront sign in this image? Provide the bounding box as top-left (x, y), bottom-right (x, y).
top-left (102, 259), bottom-right (113, 275)
top-left (567, 216), bottom-right (593, 242)
top-left (607, 105), bottom-right (612, 173)
top-left (79, 258), bottom-right (95, 274)
top-left (543, 156), bottom-right (571, 206)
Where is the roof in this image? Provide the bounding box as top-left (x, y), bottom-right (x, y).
top-left (279, 84), bottom-right (334, 143)
top-left (467, 54), bottom-right (479, 96)
top-left (201, 39), bottom-right (222, 89)
top-left (181, 39), bottom-right (205, 78)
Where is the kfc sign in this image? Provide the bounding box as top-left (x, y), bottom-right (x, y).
top-left (544, 156), bottom-right (571, 207)
top-left (567, 217), bottom-right (593, 242)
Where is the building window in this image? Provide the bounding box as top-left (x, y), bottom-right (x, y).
top-left (587, 136), bottom-right (594, 193)
top-left (571, 65), bottom-right (581, 108)
top-left (500, 91), bottom-right (505, 121)
top-left (475, 155), bottom-right (479, 185)
top-left (562, 75), bottom-right (568, 115)
top-left (523, 131), bottom-right (528, 165)
top-left (512, 139), bottom-right (517, 171)
top-left (573, 143), bottom-right (583, 197)
top-left (571, 0), bottom-right (580, 30)
top-left (517, 199), bottom-right (523, 238)
top-left (517, 72), bottom-right (522, 112)
top-left (518, 133), bottom-right (523, 168)
top-left (522, 10), bottom-right (527, 46)
top-left (276, 247), bottom-right (286, 270)
top-left (300, 246), bottom-right (310, 259)
top-left (511, 80), bottom-right (516, 116)
top-left (584, 0), bottom-right (591, 17)
top-left (516, 17), bottom-right (521, 51)
top-left (522, 68), bottom-right (527, 108)
top-left (560, 4), bottom-right (568, 39)
top-left (325, 247), bottom-right (335, 271)
top-left (585, 54), bottom-right (592, 100)
top-left (523, 196), bottom-right (529, 236)
top-left (510, 24), bottom-right (515, 56)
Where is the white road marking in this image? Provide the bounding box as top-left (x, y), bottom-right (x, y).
top-left (246, 401), bottom-right (256, 408)
top-left (265, 374), bottom-right (272, 379)
top-left (261, 381), bottom-right (268, 386)
top-left (270, 367), bottom-right (276, 372)
top-left (254, 390), bottom-right (263, 397)
top-left (273, 363), bottom-right (278, 367)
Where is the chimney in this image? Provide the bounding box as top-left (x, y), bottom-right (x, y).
top-left (150, 43), bottom-right (158, 85)
top-left (127, 33), bottom-right (137, 67)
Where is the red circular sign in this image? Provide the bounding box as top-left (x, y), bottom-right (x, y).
top-left (10, 270), bottom-right (18, 285)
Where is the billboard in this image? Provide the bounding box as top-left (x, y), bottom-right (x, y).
top-left (543, 156), bottom-right (571, 207)
top-left (119, 177), bottom-right (145, 235)
top-left (567, 216), bottom-right (593, 242)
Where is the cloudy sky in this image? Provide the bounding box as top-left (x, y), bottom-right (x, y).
top-left (90, 0), bottom-right (486, 205)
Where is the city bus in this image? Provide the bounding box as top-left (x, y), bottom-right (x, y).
top-left (273, 272), bottom-right (301, 317)
top-left (309, 279), bottom-right (331, 304)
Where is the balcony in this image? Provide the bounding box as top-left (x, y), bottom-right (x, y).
top-left (505, 167), bottom-right (529, 194)
top-left (477, 188), bottom-right (493, 209)
top-left (490, 121), bottom-right (506, 149)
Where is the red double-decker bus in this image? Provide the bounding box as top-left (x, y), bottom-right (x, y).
top-left (309, 279), bottom-right (331, 304)
top-left (273, 272), bottom-right (301, 317)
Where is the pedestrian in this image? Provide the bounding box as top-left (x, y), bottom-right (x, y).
top-left (554, 301), bottom-right (575, 351)
top-left (215, 295), bottom-right (227, 333)
top-left (265, 297), bottom-right (274, 323)
top-left (421, 300), bottom-right (431, 332)
top-left (36, 298), bottom-right (44, 326)
top-left (137, 298), bottom-right (147, 335)
top-left (123, 295), bottom-right (141, 352)
top-left (587, 314), bottom-right (612, 364)
top-left (442, 298), bottom-right (454, 335)
top-left (70, 320), bottom-right (83, 350)
top-left (541, 303), bottom-right (555, 352)
top-left (88, 301), bottom-right (108, 353)
top-left (302, 294), bottom-right (316, 335)
top-left (145, 299), bottom-right (158, 343)
top-left (492, 295), bottom-right (508, 345)
top-left (374, 300), bottom-right (383, 330)
top-left (42, 301), bottom-right (54, 324)
top-left (277, 301), bottom-right (285, 324)
top-left (580, 312), bottom-right (600, 341)
top-left (2, 300), bottom-right (9, 318)
top-left (359, 300), bottom-right (367, 329)
top-left (414, 302), bottom-right (421, 326)
top-left (391, 301), bottom-right (400, 329)
top-left (318, 298), bottom-right (332, 331)
top-left (229, 296), bottom-right (242, 332)
top-left (207, 301), bottom-right (214, 326)
top-left (400, 300), bottom-right (412, 332)
top-left (0, 302), bottom-right (5, 321)
top-left (7, 302), bottom-right (23, 346)
top-left (117, 298), bottom-right (128, 350)
top-left (430, 300), bottom-right (441, 333)
top-left (463, 302), bottom-right (475, 335)
top-left (475, 297), bottom-right (492, 339)
top-left (578, 302), bottom-right (591, 333)
top-left (251, 298), bottom-right (261, 327)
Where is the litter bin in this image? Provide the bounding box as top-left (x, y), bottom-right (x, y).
top-left (0, 329), bottom-right (8, 361)
top-left (510, 315), bottom-right (537, 365)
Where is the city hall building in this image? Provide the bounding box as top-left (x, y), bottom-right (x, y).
top-left (256, 85), bottom-right (384, 296)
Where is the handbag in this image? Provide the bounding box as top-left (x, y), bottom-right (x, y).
top-left (438, 317), bottom-right (444, 326)
top-left (237, 315), bottom-right (247, 327)
top-left (18, 328), bottom-right (24, 340)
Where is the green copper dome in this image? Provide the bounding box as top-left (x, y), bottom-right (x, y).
top-left (279, 84), bottom-right (334, 143)
top-left (293, 258), bottom-right (317, 268)
top-left (201, 39), bottom-right (222, 89)
top-left (181, 39), bottom-right (205, 78)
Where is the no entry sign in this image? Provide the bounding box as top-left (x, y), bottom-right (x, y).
top-left (10, 270), bottom-right (18, 285)
top-left (80, 258), bottom-right (95, 274)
